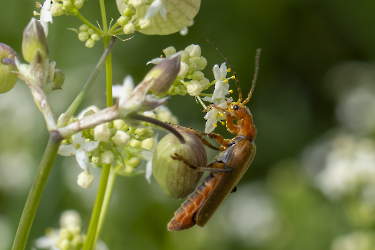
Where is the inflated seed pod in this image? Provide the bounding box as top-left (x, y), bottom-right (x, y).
top-left (152, 129), bottom-right (207, 199)
top-left (0, 43), bottom-right (19, 93)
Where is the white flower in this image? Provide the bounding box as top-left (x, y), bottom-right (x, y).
top-left (112, 75), bottom-right (135, 106)
top-left (39, 0), bottom-right (53, 36)
top-left (145, 0), bottom-right (167, 20)
top-left (58, 132), bottom-right (99, 172)
top-left (204, 101), bottom-right (228, 133)
top-left (211, 63), bottom-right (229, 102)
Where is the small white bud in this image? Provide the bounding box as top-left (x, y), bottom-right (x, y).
top-left (128, 139), bottom-right (142, 148)
top-left (138, 18), bottom-right (151, 30)
top-left (58, 239), bottom-right (71, 250)
top-left (191, 71), bottom-right (204, 80)
top-left (59, 228), bottom-right (71, 239)
top-left (94, 124), bottom-right (111, 143)
top-left (91, 33), bottom-right (100, 41)
top-left (77, 171), bottom-right (94, 189)
top-left (186, 80), bottom-right (203, 96)
top-left (78, 31), bottom-right (89, 41)
top-left (123, 23), bottom-right (135, 34)
top-left (117, 16), bottom-right (129, 27)
top-left (185, 44), bottom-right (201, 57)
top-left (143, 111), bottom-right (156, 119)
top-left (196, 56), bottom-right (207, 71)
top-left (113, 119), bottom-right (127, 130)
top-left (112, 130), bottom-right (131, 147)
top-left (101, 150), bottom-right (115, 165)
top-left (200, 77), bottom-right (210, 89)
top-left (164, 46), bottom-right (177, 57)
top-left (178, 62), bottom-right (189, 78)
top-left (141, 138), bottom-right (155, 151)
top-left (60, 210), bottom-right (81, 228)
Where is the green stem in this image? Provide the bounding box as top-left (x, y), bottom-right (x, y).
top-left (75, 11), bottom-right (102, 35)
top-left (104, 36), bottom-right (113, 108)
top-left (57, 36), bottom-right (117, 127)
top-left (99, 0), bottom-right (108, 34)
top-left (83, 164), bottom-right (111, 250)
top-left (95, 167), bottom-right (119, 243)
top-left (12, 132), bottom-right (62, 250)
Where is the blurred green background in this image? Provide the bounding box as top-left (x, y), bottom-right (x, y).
top-left (2, 0), bottom-right (375, 249)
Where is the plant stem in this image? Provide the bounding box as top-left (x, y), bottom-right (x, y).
top-left (57, 36), bottom-right (117, 127)
top-left (75, 11), bottom-right (102, 35)
top-left (83, 164), bottom-right (111, 250)
top-left (104, 36), bottom-right (113, 108)
top-left (95, 167), bottom-right (119, 243)
top-left (12, 132), bottom-right (62, 250)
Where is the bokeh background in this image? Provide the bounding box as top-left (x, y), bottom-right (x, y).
top-left (2, 0), bottom-right (375, 249)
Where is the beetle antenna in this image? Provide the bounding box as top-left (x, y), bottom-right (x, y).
top-left (206, 39), bottom-right (242, 102)
top-left (243, 48), bottom-right (261, 105)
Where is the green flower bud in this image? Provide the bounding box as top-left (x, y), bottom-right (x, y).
top-left (152, 129), bottom-right (207, 199)
top-left (74, 0), bottom-right (84, 9)
top-left (112, 130), bottom-right (130, 147)
top-left (22, 18), bottom-right (49, 63)
top-left (57, 239), bottom-right (71, 250)
top-left (77, 171), bottom-right (94, 189)
top-left (126, 157), bottom-right (140, 168)
top-left (185, 80), bottom-right (202, 96)
top-left (163, 46), bottom-right (176, 57)
top-left (0, 43), bottom-right (19, 93)
top-left (63, 0), bottom-right (73, 12)
top-left (123, 23), bottom-right (135, 34)
top-left (85, 39), bottom-right (95, 48)
top-left (128, 138), bottom-right (142, 148)
top-left (137, 18), bottom-right (151, 30)
top-left (144, 53), bottom-right (181, 96)
top-left (79, 24), bottom-right (89, 31)
top-left (91, 33), bottom-right (100, 41)
top-left (87, 28), bottom-right (95, 35)
top-left (78, 31), bottom-right (89, 41)
top-left (94, 124), bottom-right (111, 143)
top-left (185, 44), bottom-right (201, 57)
top-left (117, 16), bottom-right (129, 26)
top-left (113, 119), bottom-right (127, 130)
top-left (190, 71), bottom-right (204, 80)
top-left (52, 69), bottom-right (65, 90)
top-left (179, 51), bottom-right (189, 63)
top-left (50, 3), bottom-right (64, 16)
top-left (196, 56), bottom-right (207, 71)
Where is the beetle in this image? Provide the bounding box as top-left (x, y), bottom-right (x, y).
top-left (167, 45), bottom-right (261, 231)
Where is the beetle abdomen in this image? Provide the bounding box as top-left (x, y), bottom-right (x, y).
top-left (167, 172), bottom-right (224, 231)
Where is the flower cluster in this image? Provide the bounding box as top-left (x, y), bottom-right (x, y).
top-left (148, 44), bottom-right (234, 132)
top-left (116, 0), bottom-right (200, 35)
top-left (148, 44), bottom-right (209, 97)
top-left (58, 75), bottom-right (178, 188)
top-left (33, 210), bottom-right (108, 250)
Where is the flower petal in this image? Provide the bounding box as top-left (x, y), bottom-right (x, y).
top-left (82, 140), bottom-right (100, 152)
top-left (145, 160), bottom-right (153, 183)
top-left (58, 144), bottom-right (76, 156)
top-left (75, 149), bottom-right (89, 171)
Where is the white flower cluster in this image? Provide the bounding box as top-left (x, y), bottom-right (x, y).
top-left (148, 44), bottom-right (209, 97)
top-left (303, 133), bottom-right (375, 201)
top-left (33, 210), bottom-right (108, 250)
top-left (116, 0), bottom-right (200, 35)
top-left (58, 76), bottom-right (177, 188)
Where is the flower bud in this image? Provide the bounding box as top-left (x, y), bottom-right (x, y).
top-left (126, 157), bottom-right (140, 168)
top-left (185, 80), bottom-right (202, 96)
top-left (50, 3), bottom-right (64, 16)
top-left (138, 18), bottom-right (151, 30)
top-left (141, 137), bottom-right (155, 150)
top-left (0, 43), bottom-right (19, 93)
top-left (91, 33), bottom-right (100, 41)
top-left (79, 24), bottom-right (89, 31)
top-left (177, 62), bottom-right (189, 78)
top-left (85, 39), bottom-right (95, 48)
top-left (101, 150), bottom-right (115, 164)
top-left (63, 0), bottom-right (73, 12)
top-left (152, 128), bottom-right (207, 199)
top-left (113, 119), bottom-right (127, 130)
top-left (94, 124), bottom-right (111, 143)
top-left (52, 69), bottom-right (65, 90)
top-left (74, 0), bottom-right (84, 9)
top-left (22, 18), bottom-right (49, 63)
top-left (163, 46), bottom-right (176, 57)
top-left (60, 210), bottom-right (81, 228)
top-left (185, 44), bottom-right (201, 57)
top-left (123, 23), bottom-right (136, 34)
top-left (78, 32), bottom-right (89, 41)
top-left (112, 130), bottom-right (130, 147)
top-left (144, 53), bottom-right (180, 96)
top-left (77, 171), bottom-right (94, 189)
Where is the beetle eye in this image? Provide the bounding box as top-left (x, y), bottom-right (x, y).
top-left (233, 105), bottom-right (239, 110)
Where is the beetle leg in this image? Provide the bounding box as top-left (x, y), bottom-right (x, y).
top-left (165, 123), bottom-right (221, 151)
top-left (171, 153), bottom-right (233, 173)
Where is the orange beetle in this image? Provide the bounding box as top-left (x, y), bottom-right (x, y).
top-left (168, 45), bottom-right (261, 231)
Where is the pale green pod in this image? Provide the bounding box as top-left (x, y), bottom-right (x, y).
top-left (0, 43), bottom-right (19, 93)
top-left (152, 129), bottom-right (207, 199)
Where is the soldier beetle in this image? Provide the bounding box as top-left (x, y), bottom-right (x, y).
top-left (167, 43), bottom-right (261, 231)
